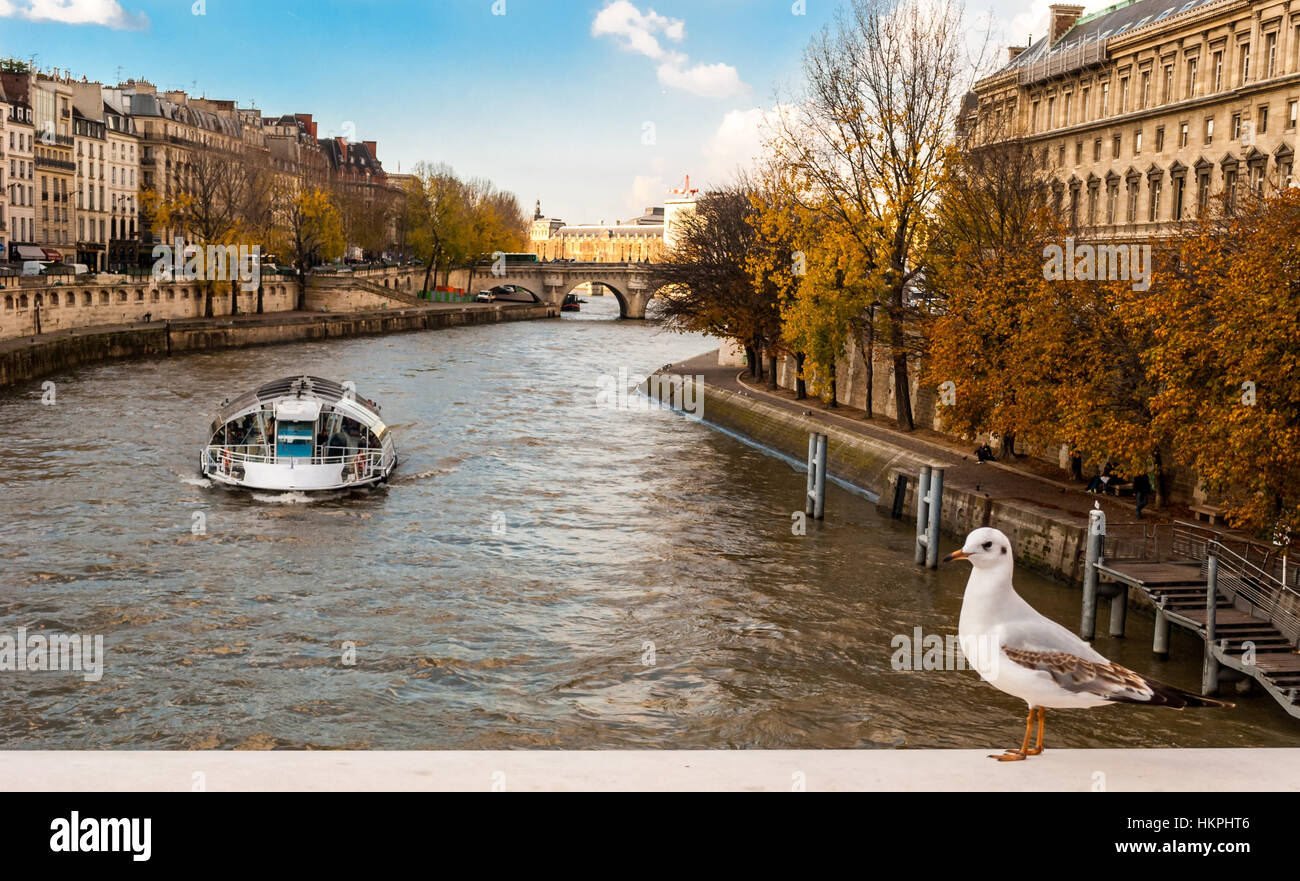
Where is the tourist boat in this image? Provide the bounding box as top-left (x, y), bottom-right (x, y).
top-left (561, 292), bottom-right (582, 312)
top-left (200, 375), bottom-right (398, 491)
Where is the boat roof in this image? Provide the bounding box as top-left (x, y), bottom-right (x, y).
top-left (213, 375), bottom-right (385, 426)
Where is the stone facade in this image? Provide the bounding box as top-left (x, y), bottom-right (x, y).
top-left (965, 0), bottom-right (1300, 238)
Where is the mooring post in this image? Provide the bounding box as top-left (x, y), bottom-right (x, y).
top-left (1153, 598), bottom-right (1170, 658)
top-left (813, 433), bottom-right (827, 520)
top-left (805, 433), bottom-right (818, 517)
top-left (1202, 555), bottom-right (1221, 696)
top-left (1109, 583), bottom-right (1129, 638)
top-left (925, 467), bottom-right (944, 569)
top-left (1080, 507), bottom-right (1105, 640)
top-left (915, 465), bottom-right (932, 565)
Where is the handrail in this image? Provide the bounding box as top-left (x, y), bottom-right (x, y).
top-left (205, 444), bottom-right (386, 467)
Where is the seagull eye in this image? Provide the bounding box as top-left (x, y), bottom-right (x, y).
top-left (982, 541), bottom-right (993, 550)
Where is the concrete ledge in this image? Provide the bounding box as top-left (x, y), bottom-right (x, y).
top-left (4, 749), bottom-right (1296, 791)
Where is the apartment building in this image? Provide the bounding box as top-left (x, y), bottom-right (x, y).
top-left (0, 82), bottom-right (7, 262)
top-left (966, 0), bottom-right (1300, 239)
top-left (32, 74), bottom-right (75, 255)
top-left (3, 79), bottom-right (35, 256)
top-left (71, 102), bottom-right (109, 271)
top-left (103, 91), bottom-right (139, 270)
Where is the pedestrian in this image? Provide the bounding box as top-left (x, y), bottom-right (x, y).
top-left (1133, 472), bottom-right (1153, 519)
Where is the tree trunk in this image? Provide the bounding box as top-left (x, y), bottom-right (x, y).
top-left (768, 351), bottom-right (779, 389)
top-left (256, 282), bottom-right (264, 315)
top-left (795, 352), bottom-right (807, 400)
top-left (744, 344), bottom-right (757, 378)
top-left (422, 256), bottom-right (435, 295)
top-left (204, 282), bottom-right (215, 319)
top-left (892, 350), bottom-right (912, 429)
top-left (1153, 450), bottom-right (1168, 508)
top-left (828, 362), bottom-right (838, 408)
top-left (296, 271), bottom-right (307, 311)
top-left (230, 279), bottom-right (239, 316)
top-left (1000, 431), bottom-right (1017, 459)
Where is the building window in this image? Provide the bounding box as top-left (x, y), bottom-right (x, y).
top-left (1258, 105), bottom-right (1269, 135)
top-left (1134, 129), bottom-right (1143, 155)
top-left (1197, 171), bottom-right (1211, 215)
top-left (1149, 178), bottom-right (1162, 222)
top-left (1289, 100), bottom-right (1298, 130)
top-left (1155, 126), bottom-right (1165, 152)
top-left (1127, 181), bottom-right (1139, 222)
top-left (1185, 57), bottom-right (1198, 98)
top-left (1163, 65), bottom-right (1174, 103)
top-left (1240, 42), bottom-right (1251, 85)
top-left (1213, 50), bottom-right (1223, 91)
top-left (1112, 135), bottom-right (1122, 158)
top-left (1094, 138), bottom-right (1102, 161)
top-left (1173, 176), bottom-right (1186, 220)
top-left (1081, 87), bottom-right (1090, 122)
top-left (1120, 77), bottom-right (1130, 113)
top-left (1064, 92), bottom-right (1073, 125)
top-left (1232, 112), bottom-right (1242, 139)
top-left (1179, 122), bottom-right (1189, 147)
top-left (1141, 70), bottom-right (1151, 107)
top-left (1048, 96), bottom-right (1056, 128)
top-left (1266, 31), bottom-right (1278, 78)
top-left (1100, 82), bottom-right (1110, 116)
top-left (1225, 168), bottom-right (1238, 213)
top-left (1205, 116), bottom-right (1215, 144)
top-left (1075, 141), bottom-right (1083, 164)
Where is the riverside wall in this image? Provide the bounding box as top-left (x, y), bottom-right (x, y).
top-left (0, 302), bottom-right (556, 389)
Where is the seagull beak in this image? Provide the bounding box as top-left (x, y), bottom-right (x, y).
top-left (941, 549), bottom-right (970, 564)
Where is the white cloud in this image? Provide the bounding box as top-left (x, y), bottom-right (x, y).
top-left (592, 0), bottom-right (747, 99)
top-left (0, 0), bottom-right (149, 30)
top-left (701, 106), bottom-right (792, 182)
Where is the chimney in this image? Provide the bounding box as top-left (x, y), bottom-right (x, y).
top-left (1008, 45), bottom-right (1027, 62)
top-left (1049, 4), bottom-right (1085, 44)
top-left (363, 139), bottom-right (377, 158)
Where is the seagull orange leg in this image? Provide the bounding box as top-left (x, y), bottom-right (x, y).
top-left (991, 707), bottom-right (1035, 761)
top-left (1026, 707), bottom-right (1046, 756)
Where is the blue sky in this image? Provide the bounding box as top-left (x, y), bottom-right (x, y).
top-left (0, 0), bottom-right (1051, 223)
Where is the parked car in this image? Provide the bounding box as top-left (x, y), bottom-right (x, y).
top-left (475, 290), bottom-right (495, 302)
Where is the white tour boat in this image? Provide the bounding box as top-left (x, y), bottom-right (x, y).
top-left (200, 375), bottom-right (398, 491)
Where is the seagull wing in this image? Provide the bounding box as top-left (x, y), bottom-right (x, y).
top-left (1001, 646), bottom-right (1233, 708)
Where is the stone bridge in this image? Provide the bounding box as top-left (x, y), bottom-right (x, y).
top-left (465, 262), bottom-right (663, 319)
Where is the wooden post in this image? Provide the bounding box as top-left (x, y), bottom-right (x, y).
top-left (1081, 507), bottom-right (1105, 640)
top-left (926, 467), bottom-right (944, 569)
top-left (915, 466), bottom-right (932, 565)
top-left (1203, 555), bottom-right (1220, 696)
top-left (1153, 599), bottom-right (1170, 658)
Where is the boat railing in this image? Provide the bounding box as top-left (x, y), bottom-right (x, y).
top-left (204, 445), bottom-right (390, 476)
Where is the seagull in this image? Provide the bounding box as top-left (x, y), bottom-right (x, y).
top-left (944, 527), bottom-right (1232, 761)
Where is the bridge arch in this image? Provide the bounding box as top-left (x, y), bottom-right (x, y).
top-left (558, 279), bottom-right (634, 319)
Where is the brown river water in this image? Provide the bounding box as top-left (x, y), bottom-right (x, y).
top-left (1, 294), bottom-right (1298, 749)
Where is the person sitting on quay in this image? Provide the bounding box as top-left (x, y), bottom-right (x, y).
top-left (1086, 462), bottom-right (1115, 494)
top-left (975, 442), bottom-right (996, 464)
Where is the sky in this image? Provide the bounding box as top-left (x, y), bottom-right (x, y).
top-left (0, 0), bottom-right (1062, 223)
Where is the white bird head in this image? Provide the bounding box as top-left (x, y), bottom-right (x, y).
top-left (942, 527), bottom-right (1014, 571)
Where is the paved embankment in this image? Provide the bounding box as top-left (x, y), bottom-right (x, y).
top-left (0, 301), bottom-right (556, 389)
top-left (668, 351), bottom-right (1155, 585)
top-left (6, 748), bottom-right (1297, 791)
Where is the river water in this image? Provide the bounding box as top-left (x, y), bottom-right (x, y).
top-left (1, 294), bottom-right (1297, 750)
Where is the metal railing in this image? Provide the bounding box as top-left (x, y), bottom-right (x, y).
top-left (1205, 539), bottom-right (1300, 644)
top-left (204, 445), bottom-right (390, 481)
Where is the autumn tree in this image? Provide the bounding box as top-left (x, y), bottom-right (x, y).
top-left (652, 183), bottom-right (781, 378)
top-left (279, 186), bottom-right (345, 310)
top-left (771, 0), bottom-right (973, 429)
